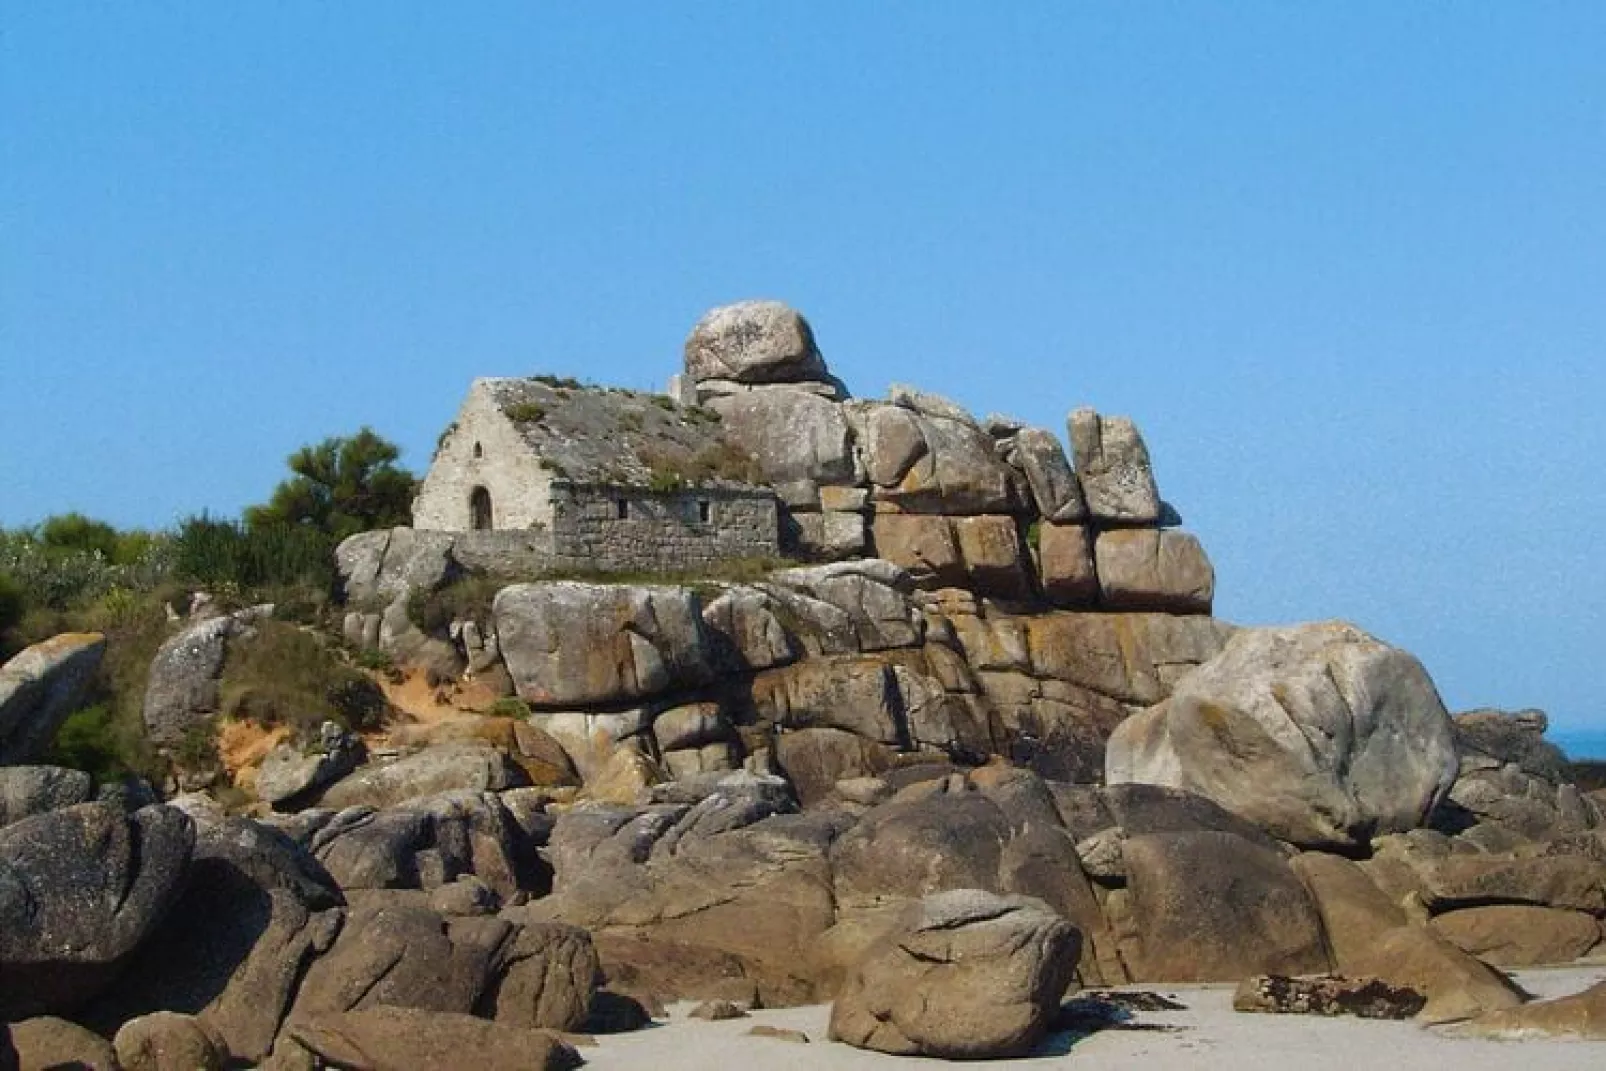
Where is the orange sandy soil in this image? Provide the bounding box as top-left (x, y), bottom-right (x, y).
top-left (220, 668), bottom-right (506, 793)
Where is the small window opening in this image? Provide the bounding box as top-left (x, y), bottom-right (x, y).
top-left (616, 499), bottom-right (630, 520)
top-left (473, 441), bottom-right (483, 459)
top-left (697, 500), bottom-right (712, 523)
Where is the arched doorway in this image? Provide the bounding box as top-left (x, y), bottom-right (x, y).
top-left (469, 486), bottom-right (493, 530)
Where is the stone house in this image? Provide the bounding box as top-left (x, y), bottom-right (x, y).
top-left (412, 377), bottom-right (779, 572)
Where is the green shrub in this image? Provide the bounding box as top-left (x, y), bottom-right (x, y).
top-left (406, 574), bottom-right (504, 635)
top-left (505, 402), bottom-right (547, 423)
top-left (0, 528), bottom-right (174, 612)
top-left (647, 467), bottom-right (686, 493)
top-left (531, 374), bottom-right (581, 390)
top-left (175, 719), bottom-right (221, 771)
top-left (487, 697), bottom-right (532, 719)
top-left (0, 571), bottom-right (22, 658)
top-left (45, 703), bottom-right (127, 784)
top-left (219, 619), bottom-right (388, 735)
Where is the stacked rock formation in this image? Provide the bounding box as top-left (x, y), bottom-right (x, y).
top-left (682, 300), bottom-right (1213, 612)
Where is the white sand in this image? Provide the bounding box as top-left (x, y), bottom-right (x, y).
top-left (581, 966), bottom-right (1606, 1070)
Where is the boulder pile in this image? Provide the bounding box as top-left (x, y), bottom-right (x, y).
top-left (4, 300), bottom-right (1605, 1060)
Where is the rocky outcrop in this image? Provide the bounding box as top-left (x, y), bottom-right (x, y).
top-left (0, 632), bottom-right (106, 763)
top-left (0, 764), bottom-right (93, 828)
top-left (290, 1006), bottom-right (583, 1071)
top-left (256, 722), bottom-right (364, 808)
top-left (1007, 427), bottom-right (1087, 523)
top-left (495, 582), bottom-right (714, 707)
top-left (1452, 980), bottom-right (1606, 1040)
top-left (1067, 408), bottom-right (1162, 525)
top-left (8, 1016), bottom-right (120, 1071)
top-left (317, 744), bottom-right (529, 811)
top-left (1453, 708), bottom-right (1569, 782)
top-left (1290, 851), bottom-right (1526, 1023)
top-left (828, 889), bottom-right (1080, 1059)
top-left (1111, 830), bottom-right (1329, 982)
top-left (142, 606), bottom-right (271, 749)
top-left (288, 899), bottom-right (596, 1034)
top-left (709, 388), bottom-right (857, 508)
top-left (113, 1012), bottom-right (228, 1071)
top-left (1107, 621), bottom-right (1458, 849)
top-left (0, 802), bottom-right (195, 1019)
top-left (1428, 905), bottom-right (1601, 966)
top-left (684, 300), bottom-right (829, 388)
top-left (1093, 528), bottom-right (1214, 613)
top-left (75, 810), bottom-right (342, 1063)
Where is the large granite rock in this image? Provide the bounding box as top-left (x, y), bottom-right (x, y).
top-left (113, 1012), bottom-right (228, 1071)
top-left (684, 300), bottom-right (828, 386)
top-left (1067, 408), bottom-right (1161, 525)
top-left (1428, 905), bottom-right (1601, 966)
top-left (828, 889), bottom-right (1080, 1059)
top-left (1290, 851), bottom-right (1526, 1023)
top-left (1009, 427), bottom-right (1087, 522)
top-left (871, 514), bottom-right (1032, 598)
top-left (1453, 980), bottom-right (1606, 1040)
top-left (0, 802), bottom-right (195, 1019)
top-left (9, 1017), bottom-right (119, 1071)
top-left (0, 632), bottom-right (106, 763)
top-left (1036, 522), bottom-right (1097, 607)
top-left (0, 764), bottom-right (93, 828)
top-left (317, 744), bottom-right (529, 811)
top-left (290, 899), bottom-right (596, 1032)
top-left (532, 796), bottom-right (840, 1006)
top-left (290, 1006), bottom-right (583, 1071)
top-left (707, 388), bottom-right (856, 506)
top-left (864, 404), bottom-right (1025, 515)
top-left (494, 582), bottom-right (714, 707)
top-left (1114, 830), bottom-right (1329, 982)
top-left (334, 527), bottom-right (458, 609)
top-left (256, 723), bottom-right (364, 808)
top-left (1094, 528), bottom-right (1214, 613)
top-left (1452, 708), bottom-right (1569, 782)
top-left (142, 606), bottom-right (270, 748)
top-left (1107, 622), bottom-right (1458, 849)
top-left (82, 813), bottom-right (344, 1063)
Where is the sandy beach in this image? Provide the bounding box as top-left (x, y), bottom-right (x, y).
top-left (581, 966), bottom-right (1606, 1071)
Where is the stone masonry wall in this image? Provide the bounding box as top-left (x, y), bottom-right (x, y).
top-left (547, 483), bottom-right (778, 572)
top-left (413, 382), bottom-right (556, 531)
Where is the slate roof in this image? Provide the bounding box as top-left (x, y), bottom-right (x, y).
top-left (479, 377), bottom-right (764, 490)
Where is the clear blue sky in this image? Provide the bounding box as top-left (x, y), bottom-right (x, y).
top-left (3, 5), bottom-right (1602, 732)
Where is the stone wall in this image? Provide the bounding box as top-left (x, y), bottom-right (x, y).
top-left (547, 483), bottom-right (778, 572)
top-left (413, 381), bottom-right (557, 531)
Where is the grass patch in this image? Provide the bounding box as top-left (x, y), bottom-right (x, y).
top-left (487, 696), bottom-right (533, 719)
top-left (636, 441), bottom-right (764, 488)
top-left (219, 619), bottom-right (388, 737)
top-left (406, 573), bottom-right (505, 635)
